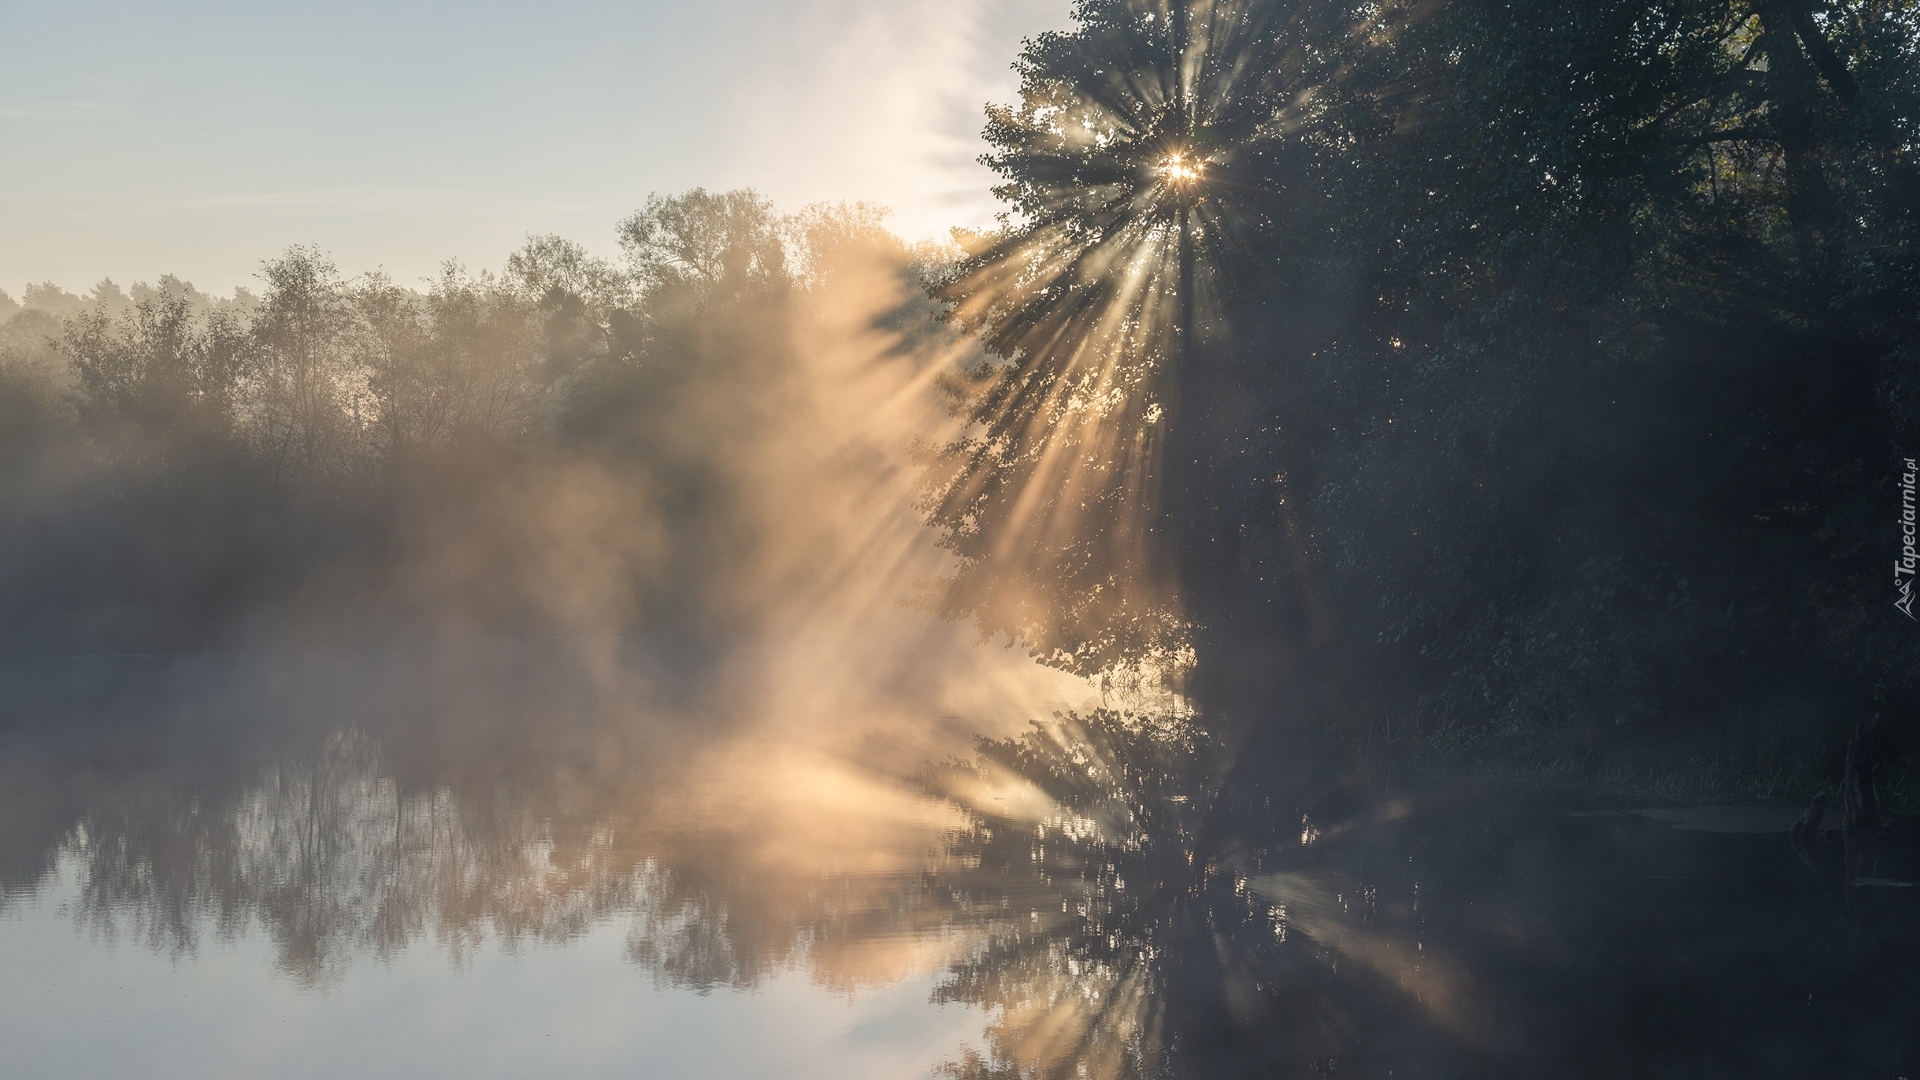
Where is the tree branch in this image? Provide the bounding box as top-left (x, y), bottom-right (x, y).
top-left (1786, 3), bottom-right (1860, 103)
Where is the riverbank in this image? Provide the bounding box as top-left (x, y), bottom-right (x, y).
top-left (1362, 715), bottom-right (1920, 817)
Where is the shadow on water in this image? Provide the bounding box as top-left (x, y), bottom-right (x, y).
top-left (2, 648), bottom-right (1914, 1078)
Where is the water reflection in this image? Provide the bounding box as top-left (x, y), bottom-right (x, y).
top-left (922, 711), bottom-right (1464, 1079)
top-left (924, 711), bottom-right (1227, 1079)
top-left (4, 652), bottom-right (1918, 1078)
top-left (63, 729), bottom-right (637, 982)
top-left (21, 690), bottom-right (972, 996)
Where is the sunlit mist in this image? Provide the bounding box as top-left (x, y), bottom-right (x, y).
top-left (921, 0), bottom-right (1318, 679)
top-left (5, 0), bottom-right (1918, 1077)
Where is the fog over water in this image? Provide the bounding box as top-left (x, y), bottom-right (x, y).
top-left (5, 0), bottom-right (1920, 1077)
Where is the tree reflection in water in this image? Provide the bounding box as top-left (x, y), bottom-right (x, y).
top-left (14, 690), bottom-right (1915, 1078)
top-left (64, 729), bottom-right (644, 984)
top-left (47, 722), bottom-right (964, 992)
top-left (28, 694), bottom-right (1434, 1076)
top-left (916, 708), bottom-right (1920, 1079)
top-left (922, 711), bottom-right (1460, 1080)
top-left (924, 711), bottom-right (1224, 1079)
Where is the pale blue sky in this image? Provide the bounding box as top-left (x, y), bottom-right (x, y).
top-left (0, 0), bottom-right (1070, 295)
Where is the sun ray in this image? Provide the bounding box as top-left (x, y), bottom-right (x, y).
top-left (924, 0), bottom-right (1315, 677)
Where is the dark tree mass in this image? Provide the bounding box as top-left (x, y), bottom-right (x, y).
top-left (926, 0), bottom-right (1920, 799)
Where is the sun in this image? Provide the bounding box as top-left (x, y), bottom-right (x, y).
top-left (1160, 153), bottom-right (1204, 186)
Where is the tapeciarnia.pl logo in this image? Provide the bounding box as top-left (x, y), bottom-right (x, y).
top-left (1898, 457), bottom-right (1917, 619)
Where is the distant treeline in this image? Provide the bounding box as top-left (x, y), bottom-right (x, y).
top-left (0, 194), bottom-right (934, 661)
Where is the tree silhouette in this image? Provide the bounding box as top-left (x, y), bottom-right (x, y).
top-left (923, 1), bottom-right (1341, 682)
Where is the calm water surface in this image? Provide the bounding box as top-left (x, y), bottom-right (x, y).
top-left (2, 645), bottom-right (1914, 1078)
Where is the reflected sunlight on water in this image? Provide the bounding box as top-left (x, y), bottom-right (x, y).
top-left (1, 652), bottom-right (1917, 1079)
